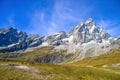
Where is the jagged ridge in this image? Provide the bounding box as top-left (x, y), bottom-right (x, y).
top-left (0, 18), bottom-right (120, 63)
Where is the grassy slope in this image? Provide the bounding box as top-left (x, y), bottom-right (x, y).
top-left (0, 47), bottom-right (120, 80)
top-left (71, 48), bottom-right (120, 67)
top-left (0, 46), bottom-right (57, 62)
top-left (0, 61), bottom-right (120, 80)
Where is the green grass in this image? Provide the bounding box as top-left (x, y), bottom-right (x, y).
top-left (0, 47), bottom-right (120, 80)
top-left (0, 61), bottom-right (120, 80)
top-left (0, 65), bottom-right (35, 80)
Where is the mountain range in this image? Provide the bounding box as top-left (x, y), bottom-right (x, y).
top-left (0, 18), bottom-right (120, 63)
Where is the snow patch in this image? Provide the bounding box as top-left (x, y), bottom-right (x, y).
top-left (7, 44), bottom-right (16, 47)
top-left (90, 25), bottom-right (95, 33)
top-left (102, 39), bottom-right (110, 44)
top-left (114, 38), bottom-right (118, 41)
top-left (68, 36), bottom-right (74, 43)
top-left (17, 30), bottom-right (21, 34)
top-left (62, 36), bottom-right (74, 43)
top-left (30, 40), bottom-right (39, 45)
top-left (24, 48), bottom-right (34, 52)
top-left (41, 42), bottom-right (49, 46)
top-left (56, 34), bottom-right (61, 38)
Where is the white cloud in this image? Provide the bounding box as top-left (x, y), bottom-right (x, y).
top-left (47, 0), bottom-right (94, 33)
top-left (27, 11), bottom-right (46, 34)
top-left (28, 0), bottom-right (95, 36)
top-left (97, 20), bottom-right (111, 29)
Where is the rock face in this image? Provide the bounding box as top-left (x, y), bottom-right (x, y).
top-left (26, 34), bottom-right (42, 47)
top-left (0, 27), bottom-right (27, 47)
top-left (42, 31), bottom-right (68, 46)
top-left (0, 27), bottom-right (42, 52)
top-left (34, 53), bottom-right (73, 64)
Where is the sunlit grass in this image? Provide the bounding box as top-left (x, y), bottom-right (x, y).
top-left (71, 48), bottom-right (120, 67)
top-left (0, 60), bottom-right (120, 80)
top-left (0, 47), bottom-right (120, 80)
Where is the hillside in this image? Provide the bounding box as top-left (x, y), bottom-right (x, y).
top-left (0, 47), bottom-right (120, 80)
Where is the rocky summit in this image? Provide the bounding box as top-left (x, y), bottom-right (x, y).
top-left (0, 18), bottom-right (120, 62)
top-left (69, 18), bottom-right (110, 44)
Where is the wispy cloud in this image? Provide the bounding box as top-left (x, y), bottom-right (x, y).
top-left (28, 0), bottom-right (120, 37)
top-left (28, 0), bottom-right (94, 36)
top-left (0, 0), bottom-right (120, 37)
top-left (51, 0), bottom-right (94, 24)
top-left (97, 18), bottom-right (120, 36)
top-left (27, 11), bottom-right (46, 35)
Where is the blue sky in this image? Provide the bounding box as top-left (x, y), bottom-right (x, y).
top-left (0, 0), bottom-right (120, 37)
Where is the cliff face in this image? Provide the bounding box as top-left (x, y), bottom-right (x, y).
top-left (34, 53), bottom-right (73, 64)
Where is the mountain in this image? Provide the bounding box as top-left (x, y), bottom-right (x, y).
top-left (42, 31), bottom-right (67, 46)
top-left (69, 18), bottom-right (110, 44)
top-left (54, 18), bottom-right (120, 62)
top-left (0, 27), bottom-right (42, 52)
top-left (0, 18), bottom-right (120, 63)
top-left (0, 27), bottom-right (27, 47)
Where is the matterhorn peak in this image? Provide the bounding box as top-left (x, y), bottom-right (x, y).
top-left (68, 18), bottom-right (111, 44)
top-left (85, 18), bottom-right (93, 24)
